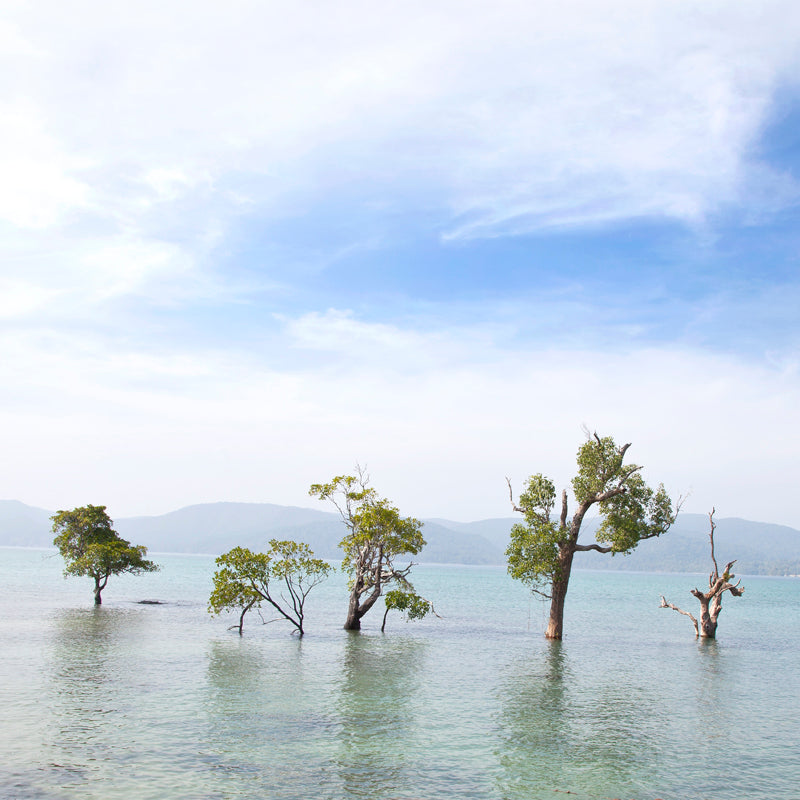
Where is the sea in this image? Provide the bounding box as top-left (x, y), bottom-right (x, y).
top-left (1, 546), bottom-right (798, 800)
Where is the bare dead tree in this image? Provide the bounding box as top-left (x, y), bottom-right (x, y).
top-left (660, 509), bottom-right (744, 638)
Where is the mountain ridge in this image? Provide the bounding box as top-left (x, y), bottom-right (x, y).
top-left (1, 499), bottom-right (798, 575)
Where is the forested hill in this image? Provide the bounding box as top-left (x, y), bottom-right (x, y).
top-left (1, 499), bottom-right (799, 575)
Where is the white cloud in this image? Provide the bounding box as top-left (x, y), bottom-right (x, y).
top-left (0, 102), bottom-right (89, 228)
top-left (2, 0), bottom-right (799, 249)
top-left (1, 310), bottom-right (798, 527)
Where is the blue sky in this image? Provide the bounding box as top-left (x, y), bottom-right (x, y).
top-left (2, 0), bottom-right (800, 528)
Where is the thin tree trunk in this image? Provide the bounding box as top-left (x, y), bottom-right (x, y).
top-left (94, 579), bottom-right (102, 605)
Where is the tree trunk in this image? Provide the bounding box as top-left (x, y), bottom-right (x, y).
top-left (697, 597), bottom-right (718, 638)
top-left (94, 579), bottom-right (102, 606)
top-left (546, 550), bottom-right (575, 640)
top-left (344, 589), bottom-right (362, 630)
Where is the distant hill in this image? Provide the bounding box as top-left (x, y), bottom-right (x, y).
top-left (1, 500), bottom-right (798, 575)
top-left (0, 500), bottom-right (53, 548)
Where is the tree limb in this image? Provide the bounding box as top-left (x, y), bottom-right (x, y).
top-left (506, 477), bottom-right (524, 514)
top-left (574, 543), bottom-right (613, 553)
top-left (660, 595), bottom-right (699, 637)
top-left (708, 507), bottom-right (719, 577)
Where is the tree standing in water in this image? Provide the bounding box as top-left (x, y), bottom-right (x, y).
top-left (507, 432), bottom-right (677, 639)
top-left (208, 540), bottom-right (331, 636)
top-left (52, 505), bottom-right (158, 605)
top-left (660, 509), bottom-right (744, 638)
top-left (310, 467), bottom-right (425, 631)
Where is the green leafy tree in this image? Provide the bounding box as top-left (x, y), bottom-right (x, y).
top-left (380, 588), bottom-right (437, 632)
top-left (208, 540), bottom-right (331, 635)
top-left (507, 433), bottom-right (677, 639)
top-left (51, 505), bottom-right (158, 605)
top-left (310, 467), bottom-right (425, 631)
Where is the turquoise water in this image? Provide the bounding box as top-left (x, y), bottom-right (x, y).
top-left (1, 547), bottom-right (798, 800)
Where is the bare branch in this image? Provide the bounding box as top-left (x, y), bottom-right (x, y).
top-left (660, 595), bottom-right (699, 637)
top-left (708, 508), bottom-right (719, 577)
top-left (662, 508), bottom-right (744, 638)
top-left (506, 477), bottom-right (524, 514)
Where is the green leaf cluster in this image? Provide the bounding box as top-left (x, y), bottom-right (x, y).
top-left (505, 474), bottom-right (562, 595)
top-left (572, 435), bottom-right (632, 503)
top-left (383, 589), bottom-right (432, 621)
top-left (309, 473), bottom-right (424, 580)
top-left (208, 540), bottom-right (331, 634)
top-left (595, 476), bottom-right (674, 553)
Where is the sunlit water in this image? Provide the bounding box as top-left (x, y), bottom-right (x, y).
top-left (2, 547), bottom-right (798, 800)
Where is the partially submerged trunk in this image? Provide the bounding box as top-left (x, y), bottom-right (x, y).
top-left (660, 510), bottom-right (744, 638)
top-left (545, 499), bottom-right (595, 640)
top-left (545, 550), bottom-right (575, 640)
top-left (343, 568), bottom-right (383, 631)
top-left (343, 543), bottom-right (393, 630)
top-left (344, 590), bottom-right (363, 631)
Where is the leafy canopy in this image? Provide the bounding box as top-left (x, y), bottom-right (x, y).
top-left (51, 505), bottom-right (158, 589)
top-left (383, 589), bottom-right (432, 621)
top-left (208, 540), bottom-right (331, 635)
top-left (310, 468), bottom-right (426, 629)
top-left (507, 434), bottom-right (675, 597)
top-left (506, 474), bottom-right (562, 594)
top-left (309, 472), bottom-right (425, 579)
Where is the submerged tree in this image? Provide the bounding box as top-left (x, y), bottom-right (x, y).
top-left (660, 509), bottom-right (744, 638)
top-left (380, 588), bottom-right (438, 632)
top-left (52, 505), bottom-right (158, 605)
top-left (208, 540), bottom-right (331, 635)
top-left (507, 432), bottom-right (677, 640)
top-left (310, 467), bottom-right (426, 631)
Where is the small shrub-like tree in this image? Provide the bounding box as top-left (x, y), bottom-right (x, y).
top-left (209, 540), bottom-right (331, 635)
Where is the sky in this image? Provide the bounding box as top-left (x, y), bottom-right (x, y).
top-left (2, 0), bottom-right (800, 528)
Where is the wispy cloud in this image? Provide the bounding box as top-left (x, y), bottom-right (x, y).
top-left (1, 1), bottom-right (799, 526)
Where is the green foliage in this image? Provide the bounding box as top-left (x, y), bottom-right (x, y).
top-left (309, 474), bottom-right (424, 571)
top-left (595, 475), bottom-right (674, 553)
top-left (310, 468), bottom-right (426, 629)
top-left (507, 433), bottom-right (676, 629)
top-left (505, 473), bottom-right (563, 595)
top-left (310, 472), bottom-right (425, 572)
top-left (572, 434), bottom-right (631, 503)
top-left (506, 520), bottom-right (561, 596)
top-left (51, 505), bottom-right (158, 604)
top-left (384, 589), bottom-right (432, 621)
top-left (208, 540), bottom-right (331, 635)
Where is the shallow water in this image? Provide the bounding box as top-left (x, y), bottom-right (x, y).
top-left (1, 547), bottom-right (798, 800)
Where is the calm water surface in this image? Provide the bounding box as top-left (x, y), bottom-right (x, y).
top-left (1, 547), bottom-right (798, 800)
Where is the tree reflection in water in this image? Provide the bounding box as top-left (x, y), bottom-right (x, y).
top-left (44, 607), bottom-right (147, 791)
top-left (334, 632), bottom-right (427, 799)
top-left (496, 641), bottom-right (660, 800)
